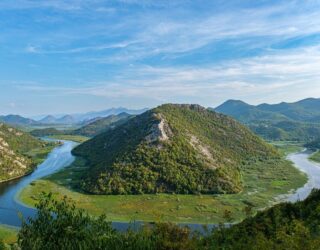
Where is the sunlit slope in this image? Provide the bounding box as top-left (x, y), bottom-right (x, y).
top-left (0, 123), bottom-right (47, 181)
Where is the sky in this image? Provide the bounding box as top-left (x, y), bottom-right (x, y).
top-left (1, 0), bottom-right (320, 116)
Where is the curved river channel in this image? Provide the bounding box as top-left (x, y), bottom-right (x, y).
top-left (0, 142), bottom-right (320, 230)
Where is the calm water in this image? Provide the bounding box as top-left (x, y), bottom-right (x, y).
top-left (280, 150), bottom-right (320, 202)
top-left (0, 143), bottom-right (319, 230)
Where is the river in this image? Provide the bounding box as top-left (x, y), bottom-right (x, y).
top-left (0, 142), bottom-right (320, 230)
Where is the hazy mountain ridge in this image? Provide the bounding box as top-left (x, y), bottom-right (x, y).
top-left (30, 113), bottom-right (133, 138)
top-left (0, 115), bottom-right (40, 127)
top-left (72, 104), bottom-right (278, 195)
top-left (34, 107), bottom-right (148, 125)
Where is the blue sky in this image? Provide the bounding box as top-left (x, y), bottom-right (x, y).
top-left (1, 0), bottom-right (320, 116)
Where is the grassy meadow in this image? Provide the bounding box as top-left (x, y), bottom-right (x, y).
top-left (0, 225), bottom-right (18, 245)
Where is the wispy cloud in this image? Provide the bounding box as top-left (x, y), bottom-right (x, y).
top-left (19, 45), bottom-right (320, 106)
top-left (1, 0), bottom-right (320, 114)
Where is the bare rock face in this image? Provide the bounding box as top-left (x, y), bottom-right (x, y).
top-left (145, 114), bottom-right (172, 144)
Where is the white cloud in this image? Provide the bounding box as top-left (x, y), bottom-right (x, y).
top-left (19, 45), bottom-right (320, 106)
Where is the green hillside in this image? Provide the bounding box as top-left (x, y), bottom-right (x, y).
top-left (72, 113), bottom-right (133, 137)
top-left (215, 98), bottom-right (320, 141)
top-left (0, 123), bottom-right (52, 182)
top-left (72, 104), bottom-right (279, 195)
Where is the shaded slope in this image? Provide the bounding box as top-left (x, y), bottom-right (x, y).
top-left (72, 113), bottom-right (133, 137)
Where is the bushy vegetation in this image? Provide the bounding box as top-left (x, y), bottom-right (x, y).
top-left (73, 104), bottom-right (279, 195)
top-left (305, 139), bottom-right (320, 150)
top-left (17, 190), bottom-right (320, 249)
top-left (0, 123), bottom-right (52, 181)
top-left (0, 240), bottom-right (4, 250)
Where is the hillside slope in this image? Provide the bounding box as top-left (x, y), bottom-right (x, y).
top-left (215, 98), bottom-right (320, 141)
top-left (73, 104), bottom-right (278, 195)
top-left (72, 113), bottom-right (133, 137)
top-left (0, 123), bottom-right (48, 182)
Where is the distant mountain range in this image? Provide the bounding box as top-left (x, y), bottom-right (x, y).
top-left (37, 107), bottom-right (148, 125)
top-left (39, 115), bottom-right (76, 125)
top-left (215, 98), bottom-right (320, 123)
top-left (0, 107), bottom-right (148, 127)
top-left (0, 115), bottom-right (40, 126)
top-left (214, 98), bottom-right (320, 141)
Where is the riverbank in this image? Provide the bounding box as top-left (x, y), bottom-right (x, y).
top-left (0, 225), bottom-right (17, 244)
top-left (19, 154), bottom-right (307, 224)
top-left (310, 150), bottom-right (320, 163)
top-left (0, 143), bottom-right (55, 184)
top-left (0, 140), bottom-right (77, 228)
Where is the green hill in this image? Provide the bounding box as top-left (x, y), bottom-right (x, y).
top-left (214, 100), bottom-right (289, 123)
top-left (72, 104), bottom-right (279, 195)
top-left (215, 98), bottom-right (320, 141)
top-left (0, 123), bottom-right (50, 182)
top-left (71, 113), bottom-right (133, 137)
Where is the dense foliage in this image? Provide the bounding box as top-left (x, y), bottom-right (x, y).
top-left (73, 104), bottom-right (279, 195)
top-left (0, 240), bottom-right (4, 250)
top-left (215, 98), bottom-right (320, 141)
top-left (305, 139), bottom-right (320, 150)
top-left (0, 123), bottom-right (48, 181)
top-left (18, 190), bottom-right (320, 249)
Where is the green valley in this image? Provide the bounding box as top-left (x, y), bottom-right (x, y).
top-left (18, 107), bottom-right (307, 224)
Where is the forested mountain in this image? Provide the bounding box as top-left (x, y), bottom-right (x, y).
top-left (72, 104), bottom-right (278, 195)
top-left (0, 123), bottom-right (47, 182)
top-left (0, 115), bottom-right (40, 127)
top-left (215, 98), bottom-right (320, 141)
top-left (71, 112), bottom-right (133, 137)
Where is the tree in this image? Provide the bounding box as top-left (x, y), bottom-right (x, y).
top-left (18, 193), bottom-right (119, 250)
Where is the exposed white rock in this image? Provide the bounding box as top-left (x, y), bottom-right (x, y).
top-left (145, 114), bottom-right (172, 143)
